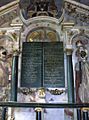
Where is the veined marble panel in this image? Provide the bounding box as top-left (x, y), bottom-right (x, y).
top-left (11, 89), bottom-right (67, 120)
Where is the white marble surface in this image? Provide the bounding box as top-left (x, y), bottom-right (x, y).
top-left (13, 91), bottom-right (67, 120)
top-left (14, 108), bottom-right (64, 120)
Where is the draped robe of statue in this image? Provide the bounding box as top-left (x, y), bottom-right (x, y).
top-left (78, 62), bottom-right (89, 103)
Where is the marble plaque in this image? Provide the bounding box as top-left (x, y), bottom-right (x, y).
top-left (21, 42), bottom-right (65, 88)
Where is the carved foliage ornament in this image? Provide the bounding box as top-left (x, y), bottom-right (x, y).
top-left (0, 29), bottom-right (20, 55)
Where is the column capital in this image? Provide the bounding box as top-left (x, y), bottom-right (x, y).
top-left (35, 107), bottom-right (42, 112)
top-left (81, 108), bottom-right (89, 111)
top-left (65, 45), bottom-right (73, 55)
top-left (13, 50), bottom-right (21, 56)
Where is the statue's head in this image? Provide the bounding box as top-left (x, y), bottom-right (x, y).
top-left (0, 46), bottom-right (7, 61)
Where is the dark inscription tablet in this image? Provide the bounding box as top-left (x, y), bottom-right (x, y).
top-left (43, 42), bottom-right (65, 87)
top-left (21, 42), bottom-right (65, 88)
top-left (21, 42), bottom-right (42, 87)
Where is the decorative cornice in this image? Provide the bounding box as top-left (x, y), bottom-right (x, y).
top-left (65, 0), bottom-right (89, 11)
top-left (61, 22), bottom-right (75, 31)
top-left (0, 1), bottom-right (19, 27)
top-left (0, 0), bottom-right (19, 16)
top-left (64, 0), bottom-right (89, 25)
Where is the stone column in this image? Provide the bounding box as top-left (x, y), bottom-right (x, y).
top-left (64, 45), bottom-right (75, 120)
top-left (10, 53), bottom-right (19, 120)
top-left (77, 108), bottom-right (81, 120)
top-left (1, 107), bottom-right (7, 120)
top-left (10, 54), bottom-right (18, 101)
top-left (81, 108), bottom-right (89, 120)
top-left (35, 108), bottom-right (42, 120)
top-left (82, 110), bottom-right (88, 120)
top-left (66, 45), bottom-right (75, 103)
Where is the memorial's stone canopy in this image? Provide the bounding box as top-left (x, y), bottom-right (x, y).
top-left (21, 42), bottom-right (65, 88)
